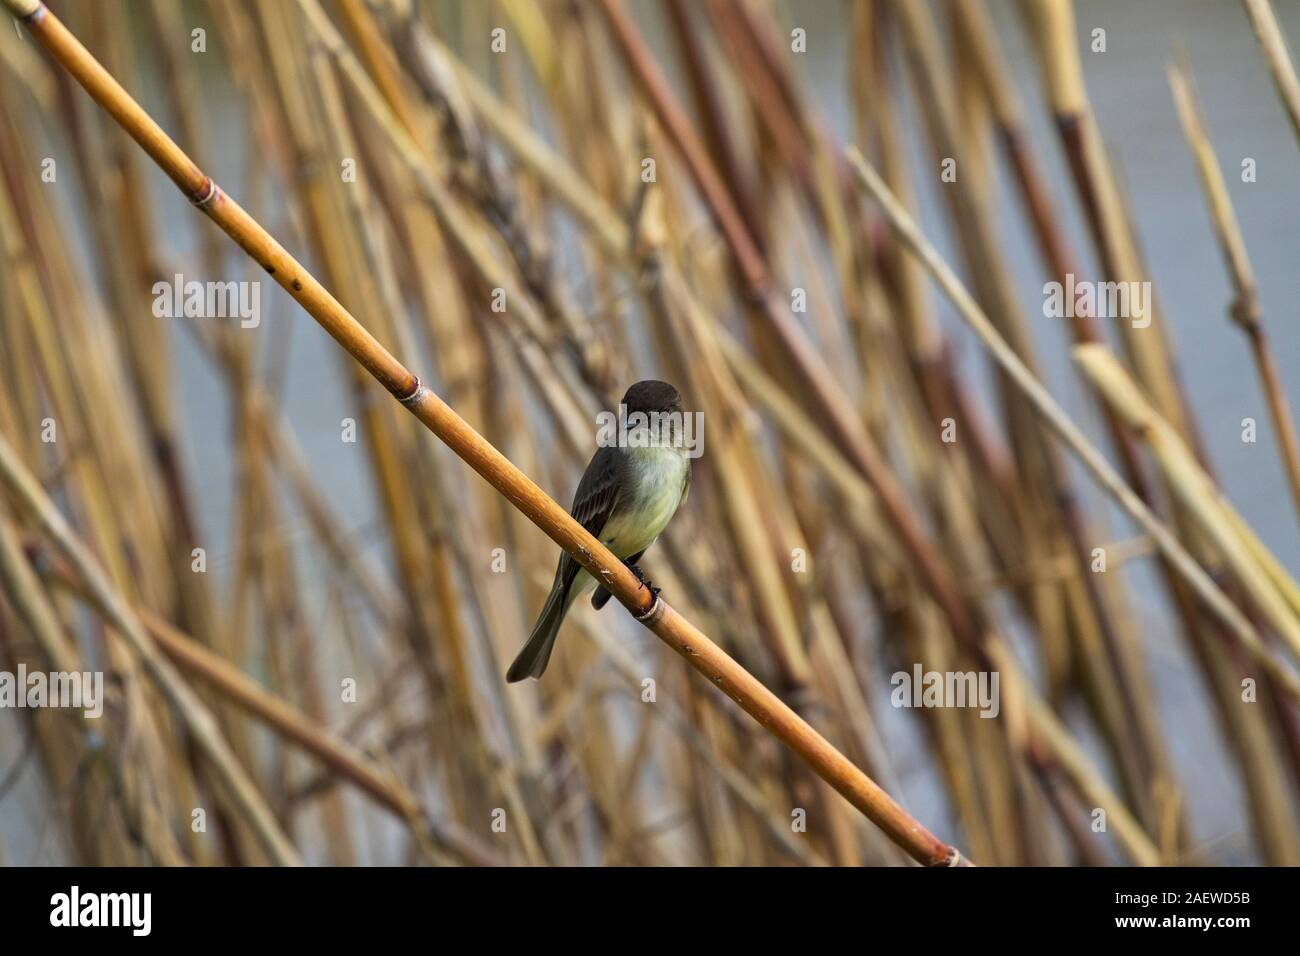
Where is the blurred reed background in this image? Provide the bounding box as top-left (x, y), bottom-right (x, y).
top-left (0, 0), bottom-right (1298, 865)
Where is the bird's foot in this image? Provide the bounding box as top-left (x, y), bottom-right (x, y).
top-left (627, 562), bottom-right (661, 599)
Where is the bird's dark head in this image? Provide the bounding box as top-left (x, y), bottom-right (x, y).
top-left (621, 380), bottom-right (682, 416)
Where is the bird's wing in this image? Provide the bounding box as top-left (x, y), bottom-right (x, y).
top-left (591, 458), bottom-right (690, 611)
top-left (558, 446), bottom-right (624, 589)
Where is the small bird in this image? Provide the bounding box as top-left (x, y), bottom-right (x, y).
top-left (506, 380), bottom-right (692, 682)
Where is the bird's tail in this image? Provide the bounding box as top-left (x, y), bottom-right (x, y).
top-left (507, 575), bottom-right (571, 682)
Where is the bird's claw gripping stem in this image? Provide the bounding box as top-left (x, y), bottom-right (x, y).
top-left (628, 562), bottom-right (661, 599)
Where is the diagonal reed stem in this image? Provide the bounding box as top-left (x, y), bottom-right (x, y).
top-left (846, 147), bottom-right (1300, 702)
top-left (1, 0), bottom-right (970, 867)
top-left (0, 430), bottom-right (301, 865)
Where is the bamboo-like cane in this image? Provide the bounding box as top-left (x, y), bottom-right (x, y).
top-left (0, 0), bottom-right (968, 867)
top-left (323, 16), bottom-right (1215, 862)
top-left (594, 0), bottom-right (985, 655)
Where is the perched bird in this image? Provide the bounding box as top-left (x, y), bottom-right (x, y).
top-left (506, 380), bottom-right (692, 682)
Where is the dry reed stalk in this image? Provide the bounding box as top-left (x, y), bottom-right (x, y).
top-left (847, 148), bottom-right (1300, 703)
top-left (448, 0), bottom-right (888, 862)
top-left (1168, 60), bottom-right (1300, 526)
top-left (894, 0), bottom-right (1161, 827)
top-left (3, 0), bottom-right (968, 868)
top-left (0, 518), bottom-right (158, 864)
top-left (594, 0), bottom-right (986, 657)
top-left (313, 0), bottom-right (890, 863)
top-left (839, 11), bottom-right (1027, 855)
top-left (0, 430), bottom-right (300, 865)
top-left (1018, 1), bottom-right (1300, 847)
top-left (1241, 0), bottom-right (1300, 149)
top-left (304, 7), bottom-right (509, 833)
top-left (665, 0), bottom-right (758, 243)
top-left (577, 614), bottom-right (829, 864)
top-left (473, 37), bottom-right (951, 853)
top-left (842, 153), bottom-right (1300, 858)
top-left (997, 642), bottom-right (1161, 866)
top-left (328, 20), bottom-right (729, 848)
top-left (1021, 0), bottom-right (1189, 435)
top-left (1073, 346), bottom-right (1300, 658)
top-left (124, 606), bottom-right (499, 867)
top-left (399, 18), bottom-right (1173, 862)
top-left (259, 7), bottom-right (490, 839)
top-left (950, 0), bottom-right (1183, 839)
top-left (1, 0), bottom-right (1290, 870)
top-left (0, 80), bottom-right (223, 863)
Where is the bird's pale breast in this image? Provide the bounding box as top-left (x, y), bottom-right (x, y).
top-left (600, 445), bottom-right (689, 559)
